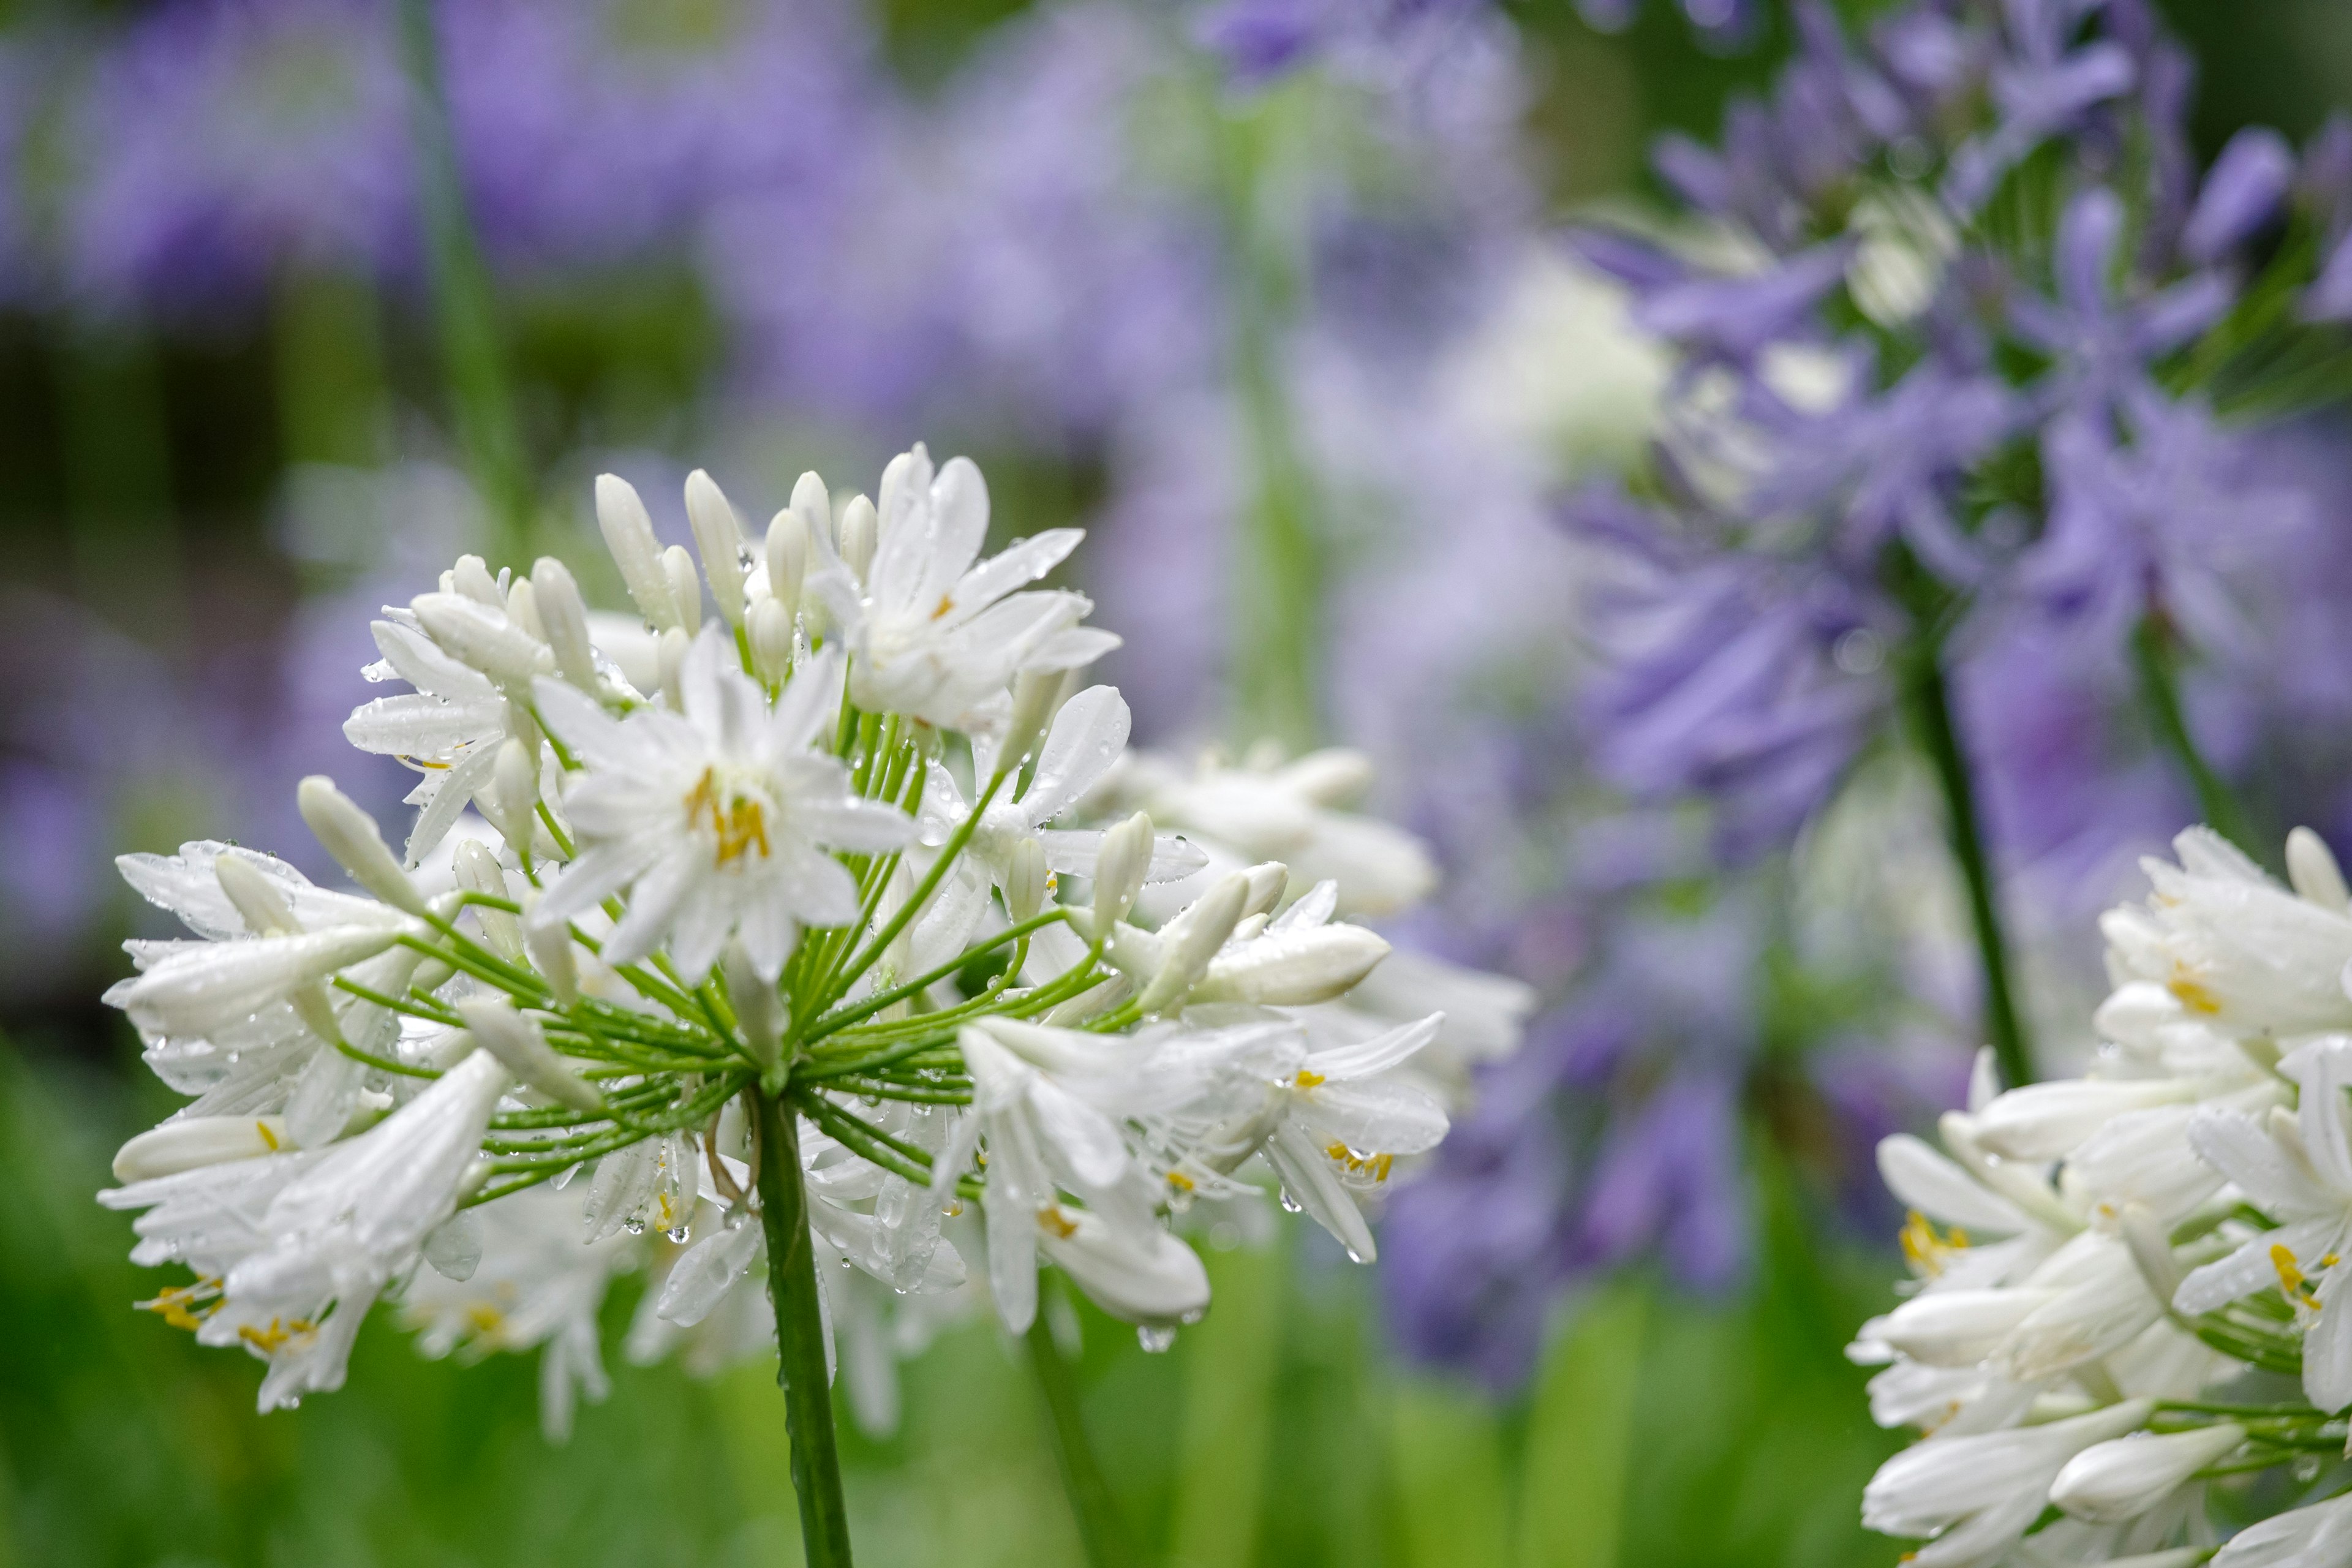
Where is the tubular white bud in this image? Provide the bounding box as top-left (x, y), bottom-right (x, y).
top-left (112, 1115), bottom-right (292, 1182)
top-left (661, 545), bottom-right (703, 637)
top-left (837, 492), bottom-right (878, 582)
top-left (530, 556), bottom-right (600, 692)
top-left (504, 576), bottom-right (545, 642)
top-left (450, 553), bottom-right (503, 608)
top-left (764, 504), bottom-right (808, 612)
top-left (521, 896), bottom-right (579, 1006)
top-left (454, 839), bottom-right (524, 962)
top-left (1140, 872), bottom-right (1250, 1014)
top-left (1190, 924), bottom-right (1389, 1006)
top-left (213, 853), bottom-right (298, 935)
top-left (2051, 1424), bottom-right (2242, 1523)
top-left (1237, 861), bottom-right (1289, 919)
top-left (722, 942), bottom-right (784, 1072)
top-left (595, 473), bottom-right (679, 631)
top-left (411, 592), bottom-right (552, 690)
top-left (1093, 812), bottom-right (1154, 935)
top-left (1005, 837), bottom-right (1050, 923)
top-left (685, 469), bottom-right (749, 628)
top-left (747, 594), bottom-right (794, 686)
top-left (790, 468), bottom-right (832, 546)
top-left (2288, 826), bottom-right (2350, 911)
top-left (491, 737), bottom-right (540, 858)
top-left (657, 626), bottom-right (690, 709)
top-left (298, 776), bottom-right (428, 912)
top-left (999, 669), bottom-right (1061, 775)
top-left (457, 996), bottom-right (603, 1111)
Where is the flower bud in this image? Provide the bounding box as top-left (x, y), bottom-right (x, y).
top-left (2051, 1424), bottom-right (2241, 1523)
top-left (214, 853), bottom-right (298, 935)
top-left (837, 493), bottom-right (878, 582)
top-left (1874, 1286), bottom-right (2055, 1367)
top-left (1140, 872), bottom-right (1250, 1014)
top-left (504, 576), bottom-right (545, 643)
top-left (790, 469), bottom-right (831, 548)
top-left (747, 594), bottom-right (794, 686)
top-left (1191, 923), bottom-right (1389, 1007)
top-left (113, 1115), bottom-right (292, 1182)
top-left (657, 626), bottom-right (690, 709)
top-left (1237, 861), bottom-right (1289, 919)
top-left (661, 545), bottom-right (703, 637)
top-left (491, 737), bottom-right (540, 858)
top-left (1092, 812), bottom-right (1153, 935)
top-left (456, 995), bottom-right (603, 1112)
top-left (2290, 826), bottom-right (2350, 911)
top-left (450, 553), bottom-right (503, 608)
top-left (454, 839), bottom-right (524, 962)
top-left (685, 468), bottom-right (748, 628)
top-left (764, 504), bottom-right (809, 614)
top-left (412, 592), bottom-right (553, 690)
top-left (595, 473), bottom-right (679, 631)
top-left (298, 776), bottom-right (428, 911)
top-left (521, 895), bottom-right (579, 1006)
top-left (998, 669), bottom-right (1061, 777)
top-left (722, 941), bottom-right (783, 1072)
top-left (1005, 837), bottom-right (1050, 922)
top-left (530, 556), bottom-right (600, 692)
top-left (1278, 748), bottom-right (1374, 807)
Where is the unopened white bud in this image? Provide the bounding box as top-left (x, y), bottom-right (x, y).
top-left (685, 469), bottom-right (749, 629)
top-left (764, 508), bottom-right (808, 612)
top-left (790, 468), bottom-right (831, 544)
top-left (530, 557), bottom-right (600, 692)
top-left (2289, 826), bottom-right (2350, 911)
top-left (722, 941), bottom-right (784, 1072)
top-left (1237, 862), bottom-right (1289, 919)
top-left (1140, 872), bottom-right (1250, 1014)
top-left (450, 553), bottom-right (503, 608)
top-left (412, 592), bottom-right (552, 690)
top-left (298, 777), bottom-right (427, 911)
top-left (454, 839), bottom-right (523, 962)
top-left (657, 626), bottom-right (690, 709)
top-left (661, 545), bottom-right (703, 637)
top-left (595, 473), bottom-right (679, 631)
top-left (456, 996), bottom-right (603, 1111)
top-left (1093, 812), bottom-right (1154, 935)
top-left (2094, 981), bottom-right (2185, 1052)
top-left (999, 669), bottom-right (1061, 777)
top-left (1874, 1287), bottom-right (2053, 1366)
top-left (2051, 1424), bottom-right (2241, 1523)
top-left (491, 738), bottom-right (540, 856)
top-left (113, 1115), bottom-right (292, 1182)
top-left (747, 594), bottom-right (794, 685)
top-left (1005, 837), bottom-right (1050, 923)
top-left (214, 853), bottom-right (298, 935)
top-left (837, 492), bottom-right (878, 582)
top-left (1191, 923), bottom-right (1388, 1007)
top-left (504, 576), bottom-right (545, 642)
top-left (521, 896), bottom-right (579, 1006)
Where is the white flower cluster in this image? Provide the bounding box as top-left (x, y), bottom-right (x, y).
top-left (99, 445), bottom-right (1530, 1436)
top-left (1855, 825), bottom-right (2352, 1567)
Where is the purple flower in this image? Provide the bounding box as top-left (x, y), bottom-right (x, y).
top-left (1942, 0), bottom-right (2138, 214)
top-left (2009, 186), bottom-right (2234, 412)
top-left (2180, 127), bottom-right (2296, 266)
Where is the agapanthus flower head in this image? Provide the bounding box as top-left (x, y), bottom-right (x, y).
top-left (93, 443), bottom-right (1521, 1454)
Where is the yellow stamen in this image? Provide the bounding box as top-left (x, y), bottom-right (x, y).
top-left (256, 1120), bottom-right (282, 1152)
top-left (466, 1304), bottom-right (507, 1336)
top-left (236, 1316), bottom-right (315, 1354)
top-left (931, 593), bottom-right (956, 620)
top-left (1899, 1211), bottom-right (1973, 1278)
top-left (1166, 1170), bottom-right (1195, 1193)
top-left (2273, 1243), bottom-right (2313, 1302)
top-left (2168, 966), bottom-right (2223, 1016)
top-left (1293, 1069), bottom-right (1325, 1089)
top-left (1036, 1205), bottom-right (1078, 1240)
top-left (1322, 1142), bottom-right (1393, 1182)
top-left (139, 1278), bottom-right (223, 1332)
top-left (684, 767), bottom-right (772, 864)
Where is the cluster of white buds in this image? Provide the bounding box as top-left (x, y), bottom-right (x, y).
top-left (97, 443), bottom-right (1529, 1447)
top-left (1855, 825), bottom-right (2352, 1567)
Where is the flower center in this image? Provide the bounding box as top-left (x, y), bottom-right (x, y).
top-left (684, 767), bottom-right (773, 865)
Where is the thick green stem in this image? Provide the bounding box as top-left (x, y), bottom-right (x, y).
top-left (1023, 1301), bottom-right (1134, 1568)
top-left (396, 0), bottom-right (532, 563)
top-left (2132, 615), bottom-right (2262, 860)
top-left (752, 1090), bottom-right (856, 1567)
top-left (1905, 648), bottom-right (2035, 1088)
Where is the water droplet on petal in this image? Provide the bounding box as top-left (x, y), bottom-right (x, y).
top-left (1136, 1325), bottom-right (1177, 1354)
top-left (1278, 1192), bottom-right (1302, 1215)
top-left (623, 1219), bottom-right (645, 1236)
top-left (665, 1225), bottom-right (691, 1244)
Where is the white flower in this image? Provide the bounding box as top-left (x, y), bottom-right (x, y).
top-left (401, 1185), bottom-right (639, 1441)
top-left (345, 609), bottom-right (529, 865)
top-left (2050, 1424), bottom-right (2244, 1524)
top-left (2174, 1041), bottom-right (2352, 1411)
top-left (813, 445), bottom-right (1118, 729)
top-left (102, 1049), bottom-right (511, 1410)
top-left (530, 635), bottom-right (913, 979)
top-left (2100, 828), bottom-right (2352, 1040)
top-left (2211, 1490), bottom-right (2352, 1567)
top-left (1861, 1399), bottom-right (2152, 1568)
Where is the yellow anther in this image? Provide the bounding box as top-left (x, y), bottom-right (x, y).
top-left (2273, 1243), bottom-right (2312, 1300)
top-left (1322, 1142), bottom-right (1393, 1182)
top-left (1166, 1170), bottom-right (1195, 1193)
top-left (2168, 967), bottom-right (2223, 1016)
top-left (139, 1278), bottom-right (223, 1332)
top-left (256, 1120), bottom-right (282, 1152)
top-left (931, 593), bottom-right (956, 620)
top-left (466, 1303), bottom-right (507, 1336)
top-left (1899, 1211), bottom-right (1973, 1278)
top-left (1293, 1070), bottom-right (1325, 1089)
top-left (1036, 1205), bottom-right (1078, 1240)
top-left (684, 767), bottom-right (772, 865)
